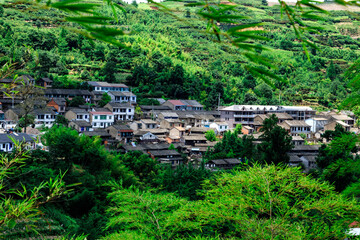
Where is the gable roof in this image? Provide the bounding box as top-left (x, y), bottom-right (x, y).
top-left (88, 81), bottom-right (128, 88)
top-left (70, 120), bottom-right (92, 127)
top-left (167, 100), bottom-right (186, 106)
top-left (109, 124), bottom-right (133, 132)
top-left (108, 91), bottom-right (135, 97)
top-left (44, 89), bottom-right (91, 96)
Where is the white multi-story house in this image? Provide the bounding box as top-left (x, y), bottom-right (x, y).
top-left (33, 108), bottom-right (57, 127)
top-left (209, 122), bottom-right (229, 134)
top-left (5, 107), bottom-right (57, 128)
top-left (104, 102), bottom-right (134, 121)
top-left (305, 117), bottom-right (329, 133)
top-left (90, 108), bottom-right (114, 128)
top-left (0, 133), bottom-right (36, 152)
top-left (220, 105), bottom-right (315, 128)
top-left (88, 81), bottom-right (129, 92)
top-left (108, 91), bottom-right (136, 104)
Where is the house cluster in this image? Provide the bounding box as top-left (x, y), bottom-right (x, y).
top-left (220, 105), bottom-right (358, 171)
top-left (0, 76), bottom-right (357, 170)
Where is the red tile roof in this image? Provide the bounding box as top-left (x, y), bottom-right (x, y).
top-left (168, 100), bottom-right (186, 106)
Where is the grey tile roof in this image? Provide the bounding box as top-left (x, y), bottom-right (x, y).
top-left (0, 133), bottom-right (34, 143)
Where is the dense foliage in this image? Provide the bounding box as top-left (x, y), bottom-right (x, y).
top-left (1, 0), bottom-right (359, 109)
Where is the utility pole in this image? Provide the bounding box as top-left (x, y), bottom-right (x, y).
top-left (218, 93), bottom-right (221, 110)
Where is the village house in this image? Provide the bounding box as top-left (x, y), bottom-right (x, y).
top-left (206, 158), bottom-right (241, 170)
top-left (189, 127), bottom-right (211, 135)
top-left (88, 81), bottom-right (129, 92)
top-left (104, 102), bottom-right (134, 121)
top-left (47, 98), bottom-right (66, 115)
top-left (158, 112), bottom-right (179, 120)
top-left (108, 91), bottom-right (137, 104)
top-left (69, 120), bottom-right (92, 133)
top-left (167, 126), bottom-right (186, 143)
top-left (220, 105), bottom-right (315, 128)
top-left (133, 131), bottom-right (160, 143)
top-left (241, 125), bottom-right (254, 135)
top-left (163, 99), bottom-right (203, 111)
top-left (196, 114), bottom-right (216, 127)
top-left (0, 133), bottom-right (36, 152)
top-left (330, 114), bottom-right (355, 127)
top-left (140, 105), bottom-right (172, 118)
top-left (305, 117), bottom-right (329, 133)
top-left (65, 108), bottom-right (90, 122)
top-left (292, 135), bottom-right (305, 146)
top-left (184, 135), bottom-right (207, 146)
top-left (148, 149), bottom-right (183, 167)
top-left (81, 130), bottom-right (112, 146)
top-left (106, 124), bottom-right (133, 143)
top-left (160, 119), bottom-right (185, 129)
top-left (5, 107), bottom-right (57, 128)
top-left (37, 78), bottom-right (53, 88)
top-left (278, 120), bottom-right (312, 138)
top-left (44, 89), bottom-right (92, 102)
top-left (163, 100), bottom-right (186, 111)
top-left (89, 108), bottom-right (114, 128)
top-left (209, 122), bottom-right (229, 134)
top-left (129, 119), bottom-right (157, 131)
top-left (147, 128), bottom-right (169, 141)
top-left (175, 112), bottom-right (196, 127)
top-left (324, 121), bottom-right (350, 132)
top-left (288, 145), bottom-right (320, 171)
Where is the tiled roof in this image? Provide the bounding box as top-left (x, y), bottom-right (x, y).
top-left (88, 81), bottom-right (128, 88)
top-left (168, 100), bottom-right (186, 106)
top-left (0, 133), bottom-right (34, 143)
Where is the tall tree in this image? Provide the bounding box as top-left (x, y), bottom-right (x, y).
top-left (258, 114), bottom-right (293, 165)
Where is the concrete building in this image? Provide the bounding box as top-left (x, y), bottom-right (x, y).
top-left (89, 108), bottom-right (114, 128)
top-left (220, 105), bottom-right (315, 128)
top-left (105, 102), bottom-right (134, 121)
top-left (108, 91), bottom-right (136, 104)
top-left (305, 117), bottom-right (329, 133)
top-left (88, 81), bottom-right (129, 92)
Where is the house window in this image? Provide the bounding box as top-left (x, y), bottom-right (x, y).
top-left (94, 116), bottom-right (98, 120)
top-left (128, 109), bottom-right (131, 112)
top-left (94, 123), bottom-right (97, 127)
top-left (100, 115), bottom-right (107, 120)
top-left (77, 115), bottom-right (83, 119)
top-left (109, 116), bottom-right (112, 119)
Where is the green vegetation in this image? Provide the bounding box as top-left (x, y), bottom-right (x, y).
top-left (1, 0), bottom-right (360, 239)
top-left (1, 0), bottom-right (359, 109)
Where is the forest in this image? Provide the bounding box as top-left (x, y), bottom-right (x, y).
top-left (1, 0), bottom-right (360, 239)
top-left (1, 0), bottom-right (360, 109)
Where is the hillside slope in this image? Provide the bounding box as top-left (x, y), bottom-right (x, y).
top-left (0, 1), bottom-right (359, 109)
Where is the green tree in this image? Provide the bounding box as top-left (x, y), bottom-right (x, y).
top-left (258, 114), bottom-right (293, 165)
top-left (98, 92), bottom-right (111, 107)
top-left (205, 129), bottom-right (216, 142)
top-left (158, 163), bottom-right (213, 200)
top-left (234, 123), bottom-right (242, 135)
top-left (18, 115), bottom-right (35, 130)
top-left (105, 165), bottom-right (360, 240)
top-left (68, 96), bottom-right (86, 107)
top-left (0, 139), bottom-right (73, 233)
top-left (54, 115), bottom-right (69, 126)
